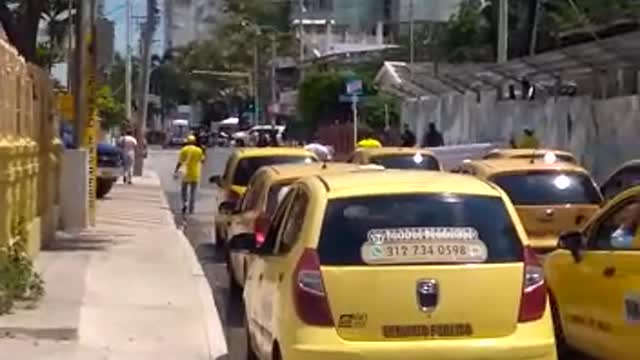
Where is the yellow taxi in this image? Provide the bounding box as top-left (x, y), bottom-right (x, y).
top-left (545, 185), bottom-right (640, 360)
top-left (224, 162), bottom-right (367, 292)
top-left (456, 158), bottom-right (602, 250)
top-left (210, 147), bottom-right (318, 248)
top-left (348, 147), bottom-right (442, 170)
top-left (483, 148), bottom-right (578, 164)
top-left (229, 170), bottom-right (556, 360)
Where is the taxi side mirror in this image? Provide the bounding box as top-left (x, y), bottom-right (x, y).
top-left (228, 233), bottom-right (256, 251)
top-left (558, 231), bottom-right (584, 263)
top-left (209, 175), bottom-right (221, 185)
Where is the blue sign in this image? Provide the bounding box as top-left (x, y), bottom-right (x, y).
top-left (345, 79), bottom-right (363, 95)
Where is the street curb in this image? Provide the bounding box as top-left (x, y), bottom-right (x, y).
top-left (146, 166), bottom-right (229, 360)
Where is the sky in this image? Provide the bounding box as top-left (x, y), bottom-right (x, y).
top-left (105, 0), bottom-right (164, 56)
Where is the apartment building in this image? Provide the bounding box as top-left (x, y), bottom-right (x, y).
top-left (164, 0), bottom-right (224, 50)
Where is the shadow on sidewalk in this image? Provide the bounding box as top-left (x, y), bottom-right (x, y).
top-left (43, 233), bottom-right (113, 252)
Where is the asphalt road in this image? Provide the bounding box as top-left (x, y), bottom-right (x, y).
top-left (151, 147), bottom-right (248, 360)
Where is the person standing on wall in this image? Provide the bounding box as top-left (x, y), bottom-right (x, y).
top-left (422, 122), bottom-right (444, 147)
top-left (401, 124), bottom-right (417, 147)
top-left (118, 129), bottom-right (138, 184)
top-left (173, 135), bottom-right (206, 214)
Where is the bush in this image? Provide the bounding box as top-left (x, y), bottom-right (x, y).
top-left (0, 216), bottom-right (45, 314)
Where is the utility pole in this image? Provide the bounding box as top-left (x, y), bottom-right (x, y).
top-left (409, 0), bottom-right (415, 65)
top-left (73, 0), bottom-right (89, 146)
top-left (529, 0), bottom-right (540, 56)
top-left (270, 35), bottom-right (277, 127)
top-left (125, 0), bottom-right (132, 122)
top-left (134, 0), bottom-right (159, 176)
top-left (298, 0), bottom-right (305, 78)
top-left (253, 40), bottom-right (260, 125)
top-left (66, 0), bottom-right (73, 90)
top-left (497, 0), bottom-right (509, 63)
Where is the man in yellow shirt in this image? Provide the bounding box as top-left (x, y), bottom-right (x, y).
top-left (173, 135), bottom-right (205, 214)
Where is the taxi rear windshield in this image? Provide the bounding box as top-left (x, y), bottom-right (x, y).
top-left (232, 156), bottom-right (316, 186)
top-left (370, 154), bottom-right (440, 170)
top-left (317, 194), bottom-right (523, 266)
top-left (490, 171), bottom-right (601, 205)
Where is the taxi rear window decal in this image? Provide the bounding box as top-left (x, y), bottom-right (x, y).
top-left (361, 227), bottom-right (488, 265)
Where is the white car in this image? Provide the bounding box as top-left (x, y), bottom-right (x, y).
top-left (232, 125), bottom-right (285, 146)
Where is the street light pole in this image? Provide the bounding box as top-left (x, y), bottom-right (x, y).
top-left (125, 0), bottom-right (132, 121)
top-left (73, 0), bottom-right (89, 146)
top-left (497, 0), bottom-right (509, 63)
top-left (253, 41), bottom-right (260, 125)
top-left (409, 0), bottom-right (415, 65)
top-left (270, 35), bottom-right (277, 126)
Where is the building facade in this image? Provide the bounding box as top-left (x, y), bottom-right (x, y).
top-left (164, 0), bottom-right (224, 50)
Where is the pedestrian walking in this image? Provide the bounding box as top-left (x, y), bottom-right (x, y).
top-left (173, 135), bottom-right (206, 214)
top-left (401, 124), bottom-right (416, 147)
top-left (422, 122), bottom-right (445, 147)
top-left (118, 130), bottom-right (138, 184)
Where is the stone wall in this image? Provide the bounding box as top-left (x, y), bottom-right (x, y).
top-left (402, 93), bottom-right (640, 181)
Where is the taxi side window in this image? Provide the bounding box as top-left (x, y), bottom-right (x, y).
top-left (260, 189), bottom-right (297, 254)
top-left (589, 198), bottom-right (640, 250)
top-left (222, 156), bottom-right (235, 184)
top-left (241, 177), bottom-right (264, 212)
top-left (277, 190), bottom-right (309, 255)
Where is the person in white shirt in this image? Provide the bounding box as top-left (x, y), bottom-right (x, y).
top-left (118, 130), bottom-right (138, 184)
top-left (304, 139), bottom-right (332, 161)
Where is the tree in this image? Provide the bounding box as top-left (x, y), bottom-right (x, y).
top-left (97, 84), bottom-right (125, 130)
top-left (0, 0), bottom-right (77, 63)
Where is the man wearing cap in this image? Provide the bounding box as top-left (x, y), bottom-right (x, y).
top-left (514, 127), bottom-right (540, 149)
top-left (173, 135), bottom-right (206, 214)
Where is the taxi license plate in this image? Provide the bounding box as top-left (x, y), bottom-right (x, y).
top-left (383, 323), bottom-right (473, 338)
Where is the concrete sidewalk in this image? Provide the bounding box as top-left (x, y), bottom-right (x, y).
top-left (0, 170), bottom-right (227, 359)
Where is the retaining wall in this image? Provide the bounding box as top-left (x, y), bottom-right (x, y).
top-left (402, 93), bottom-right (640, 181)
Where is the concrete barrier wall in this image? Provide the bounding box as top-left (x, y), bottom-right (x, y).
top-left (402, 94), bottom-right (640, 181)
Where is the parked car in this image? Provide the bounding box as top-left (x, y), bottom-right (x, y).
top-left (97, 142), bottom-right (123, 199)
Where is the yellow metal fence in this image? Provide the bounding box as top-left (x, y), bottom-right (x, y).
top-left (0, 39), bottom-right (62, 258)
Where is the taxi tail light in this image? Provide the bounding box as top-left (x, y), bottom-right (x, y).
top-left (292, 248), bottom-right (334, 327)
top-left (254, 213), bottom-right (269, 246)
top-left (518, 246), bottom-right (547, 322)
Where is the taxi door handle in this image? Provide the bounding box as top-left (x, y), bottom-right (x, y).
top-left (278, 273), bottom-right (284, 283)
top-left (603, 267), bottom-right (616, 278)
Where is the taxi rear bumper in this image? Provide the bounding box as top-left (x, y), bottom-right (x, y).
top-left (284, 315), bottom-right (557, 360)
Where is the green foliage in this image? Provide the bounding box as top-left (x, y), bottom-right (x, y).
top-left (298, 71), bottom-right (400, 131)
top-left (0, 216), bottom-right (45, 314)
top-left (97, 85), bottom-right (126, 130)
top-left (298, 71), bottom-right (346, 126)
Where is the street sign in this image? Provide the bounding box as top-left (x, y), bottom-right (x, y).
top-left (339, 94), bottom-right (372, 103)
top-left (345, 78), bottom-right (363, 95)
top-left (55, 93), bottom-right (74, 120)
